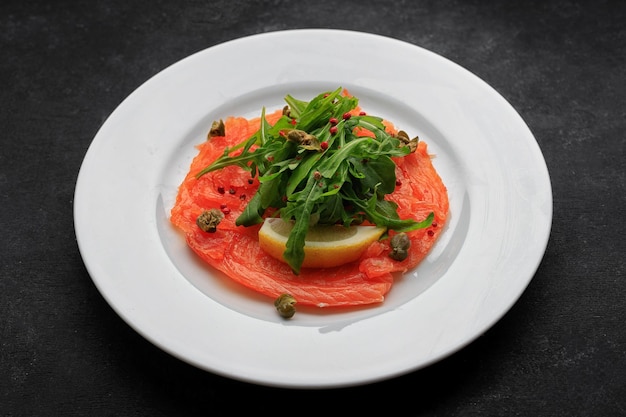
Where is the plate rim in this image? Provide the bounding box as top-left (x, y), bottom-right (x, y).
top-left (74, 28), bottom-right (552, 388)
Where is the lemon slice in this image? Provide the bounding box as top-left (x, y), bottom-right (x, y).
top-left (258, 218), bottom-right (386, 269)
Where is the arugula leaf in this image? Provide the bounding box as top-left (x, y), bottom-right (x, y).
top-left (347, 155), bottom-right (397, 196)
top-left (197, 88), bottom-right (433, 273)
top-left (282, 174), bottom-right (325, 273)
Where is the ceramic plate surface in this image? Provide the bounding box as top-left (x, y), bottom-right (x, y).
top-left (74, 29), bottom-right (552, 388)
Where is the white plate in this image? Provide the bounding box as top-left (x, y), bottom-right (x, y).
top-left (74, 29), bottom-right (552, 388)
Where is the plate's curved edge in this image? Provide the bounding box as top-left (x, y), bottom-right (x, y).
top-left (73, 29), bottom-right (553, 389)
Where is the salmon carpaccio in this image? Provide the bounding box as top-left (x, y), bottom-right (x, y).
top-left (170, 110), bottom-right (449, 307)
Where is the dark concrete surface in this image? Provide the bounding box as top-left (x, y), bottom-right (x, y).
top-left (1, 0), bottom-right (624, 415)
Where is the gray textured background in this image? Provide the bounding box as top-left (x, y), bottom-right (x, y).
top-left (2, 0), bottom-right (625, 415)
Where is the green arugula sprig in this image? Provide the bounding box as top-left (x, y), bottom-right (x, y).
top-left (197, 87), bottom-right (433, 274)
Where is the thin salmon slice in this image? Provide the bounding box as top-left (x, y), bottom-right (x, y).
top-left (170, 111), bottom-right (449, 307)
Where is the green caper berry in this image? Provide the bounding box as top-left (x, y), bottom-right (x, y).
top-left (284, 129), bottom-right (321, 151)
top-left (208, 119), bottom-right (225, 138)
top-left (389, 232), bottom-right (411, 261)
top-left (196, 208), bottom-right (224, 233)
top-left (274, 293), bottom-right (297, 319)
top-left (396, 130), bottom-right (419, 153)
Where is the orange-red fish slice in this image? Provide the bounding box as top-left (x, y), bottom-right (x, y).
top-left (170, 111), bottom-right (449, 307)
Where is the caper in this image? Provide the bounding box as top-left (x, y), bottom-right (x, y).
top-left (274, 293), bottom-right (297, 319)
top-left (396, 130), bottom-right (418, 153)
top-left (389, 232), bottom-right (411, 261)
top-left (196, 208), bottom-right (224, 233)
top-left (208, 119), bottom-right (225, 138)
top-left (283, 129), bottom-right (321, 151)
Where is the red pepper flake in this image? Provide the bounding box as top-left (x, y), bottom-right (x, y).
top-left (431, 222), bottom-right (438, 228)
top-left (267, 155), bottom-right (274, 162)
top-left (330, 126), bottom-right (338, 135)
top-left (342, 112), bottom-right (352, 120)
top-left (427, 230), bottom-right (434, 237)
top-left (220, 203), bottom-right (227, 209)
top-left (290, 119), bottom-right (297, 125)
top-left (217, 186), bottom-right (225, 194)
top-left (320, 141), bottom-right (329, 150)
top-left (329, 117), bottom-right (338, 125)
top-left (359, 111), bottom-right (367, 116)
